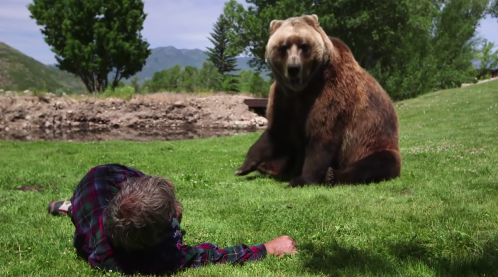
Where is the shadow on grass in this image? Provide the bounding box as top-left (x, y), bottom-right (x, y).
top-left (300, 238), bottom-right (498, 276)
top-left (300, 240), bottom-right (397, 276)
top-left (239, 173), bottom-right (294, 186)
top-left (387, 237), bottom-right (498, 276)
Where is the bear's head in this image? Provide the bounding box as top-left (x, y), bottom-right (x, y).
top-left (265, 14), bottom-right (332, 92)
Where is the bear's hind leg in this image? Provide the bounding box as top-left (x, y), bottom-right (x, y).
top-left (330, 150), bottom-right (401, 186)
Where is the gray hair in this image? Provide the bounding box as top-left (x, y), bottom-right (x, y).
top-left (104, 175), bottom-right (183, 252)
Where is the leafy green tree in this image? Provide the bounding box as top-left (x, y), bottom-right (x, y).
top-left (430, 0), bottom-right (490, 88)
top-left (148, 65), bottom-right (182, 92)
top-left (196, 61), bottom-right (223, 92)
top-left (143, 63), bottom-right (225, 93)
top-left (28, 0), bottom-right (151, 93)
top-left (248, 71), bottom-right (270, 97)
top-left (490, 0), bottom-right (498, 18)
top-left (223, 0), bottom-right (490, 100)
top-left (205, 14), bottom-right (240, 92)
top-left (237, 70), bottom-right (255, 92)
top-left (474, 39), bottom-right (498, 79)
top-left (181, 66), bottom-right (199, 92)
top-left (222, 75), bottom-right (240, 93)
top-left (223, 0), bottom-right (437, 74)
top-left (129, 76), bottom-right (141, 94)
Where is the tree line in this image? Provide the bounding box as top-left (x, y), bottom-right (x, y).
top-left (129, 61), bottom-right (272, 97)
top-left (28, 0), bottom-right (498, 100)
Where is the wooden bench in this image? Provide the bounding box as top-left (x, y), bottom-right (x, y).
top-left (243, 98), bottom-right (268, 117)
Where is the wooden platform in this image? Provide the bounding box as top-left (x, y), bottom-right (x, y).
top-left (243, 98), bottom-right (268, 117)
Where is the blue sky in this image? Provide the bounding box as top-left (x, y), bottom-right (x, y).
top-left (1, 0), bottom-right (497, 65)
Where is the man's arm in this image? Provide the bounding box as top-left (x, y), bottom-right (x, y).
top-left (179, 242), bottom-right (267, 269)
top-left (178, 235), bottom-right (297, 269)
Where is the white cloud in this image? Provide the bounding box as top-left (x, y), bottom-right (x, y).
top-left (0, 0), bottom-right (497, 65)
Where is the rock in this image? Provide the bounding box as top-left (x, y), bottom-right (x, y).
top-left (44, 121), bottom-right (52, 128)
top-left (54, 102), bottom-right (63, 109)
top-left (234, 120), bottom-right (250, 129)
top-left (40, 95), bottom-right (51, 103)
top-left (173, 101), bottom-right (185, 108)
top-left (255, 116), bottom-right (268, 126)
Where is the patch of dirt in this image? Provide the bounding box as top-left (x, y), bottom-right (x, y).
top-left (14, 185), bottom-right (43, 192)
top-left (398, 189), bottom-right (413, 195)
top-left (465, 148), bottom-right (485, 155)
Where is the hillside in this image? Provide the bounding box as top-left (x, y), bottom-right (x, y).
top-left (0, 42), bottom-right (86, 93)
top-left (128, 46), bottom-right (270, 82)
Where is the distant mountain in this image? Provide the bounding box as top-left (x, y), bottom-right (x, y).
top-left (0, 42), bottom-right (86, 93)
top-left (129, 46), bottom-right (270, 82)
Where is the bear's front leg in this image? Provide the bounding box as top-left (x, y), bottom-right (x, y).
top-left (287, 139), bottom-right (339, 188)
top-left (256, 156), bottom-right (292, 176)
top-left (235, 129), bottom-right (282, 176)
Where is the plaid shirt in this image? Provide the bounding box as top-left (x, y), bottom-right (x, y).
top-left (70, 163), bottom-right (267, 275)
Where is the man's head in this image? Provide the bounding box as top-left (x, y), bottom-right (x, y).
top-left (265, 14), bottom-right (333, 92)
top-left (104, 175), bottom-right (183, 252)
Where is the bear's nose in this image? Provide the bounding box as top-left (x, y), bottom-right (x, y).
top-left (287, 64), bottom-right (300, 77)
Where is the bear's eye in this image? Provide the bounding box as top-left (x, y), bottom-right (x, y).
top-left (278, 45), bottom-right (287, 55)
top-left (300, 44), bottom-right (310, 53)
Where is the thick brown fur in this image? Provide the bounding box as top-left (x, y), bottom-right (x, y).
top-left (235, 14), bottom-right (402, 188)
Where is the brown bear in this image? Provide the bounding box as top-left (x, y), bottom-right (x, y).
top-left (234, 14), bottom-right (402, 188)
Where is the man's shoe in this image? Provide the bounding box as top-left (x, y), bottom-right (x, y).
top-left (48, 201), bottom-right (72, 216)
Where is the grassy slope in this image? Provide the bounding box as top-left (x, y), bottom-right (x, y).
top-left (0, 42), bottom-right (86, 93)
top-left (0, 81), bottom-right (497, 277)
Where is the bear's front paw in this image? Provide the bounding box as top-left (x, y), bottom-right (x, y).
top-left (235, 162), bottom-right (258, 176)
top-left (286, 176), bottom-right (310, 188)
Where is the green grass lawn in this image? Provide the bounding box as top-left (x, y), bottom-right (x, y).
top-left (1, 81), bottom-right (498, 277)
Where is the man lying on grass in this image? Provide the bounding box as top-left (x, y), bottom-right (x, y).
top-left (48, 163), bottom-right (298, 275)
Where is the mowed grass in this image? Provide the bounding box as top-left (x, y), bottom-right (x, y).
top-left (1, 81), bottom-right (498, 277)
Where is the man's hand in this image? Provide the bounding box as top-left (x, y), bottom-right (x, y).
top-left (264, 235), bottom-right (298, 257)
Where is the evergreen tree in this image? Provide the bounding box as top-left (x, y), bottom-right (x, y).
top-left (205, 14), bottom-right (240, 92)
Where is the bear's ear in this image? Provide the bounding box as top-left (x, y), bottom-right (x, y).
top-left (269, 19), bottom-right (283, 36)
top-left (302, 14), bottom-right (320, 28)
